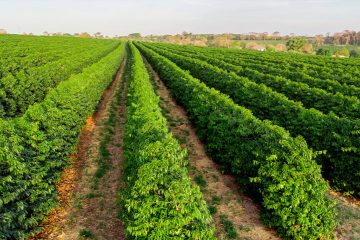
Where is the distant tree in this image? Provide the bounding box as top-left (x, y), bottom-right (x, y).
top-left (335, 48), bottom-right (350, 58)
top-left (245, 41), bottom-right (266, 51)
top-left (325, 32), bottom-right (331, 44)
top-left (182, 31), bottom-right (192, 37)
top-left (192, 36), bottom-right (208, 46)
top-left (80, 32), bottom-right (91, 38)
top-left (333, 33), bottom-right (341, 45)
top-left (214, 35), bottom-right (231, 48)
top-left (341, 30), bottom-right (351, 45)
top-left (349, 30), bottom-right (357, 45)
top-left (301, 43), bottom-right (314, 54)
top-left (245, 41), bottom-right (260, 49)
top-left (316, 48), bottom-right (332, 56)
top-left (315, 35), bottom-right (325, 45)
top-left (272, 31), bottom-right (280, 40)
top-left (43, 31), bottom-right (50, 36)
top-left (128, 33), bottom-right (141, 38)
top-left (260, 32), bottom-right (268, 40)
top-left (350, 49), bottom-right (359, 58)
top-left (239, 34), bottom-right (247, 40)
top-left (192, 39), bottom-right (207, 46)
top-left (286, 37), bottom-right (308, 51)
top-left (94, 32), bottom-right (103, 38)
top-left (275, 44), bottom-right (287, 52)
top-left (0, 29), bottom-right (7, 35)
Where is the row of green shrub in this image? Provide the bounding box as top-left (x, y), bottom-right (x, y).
top-left (214, 46), bottom-right (360, 86)
top-left (136, 43), bottom-right (335, 240)
top-left (222, 52), bottom-right (360, 99)
top-left (144, 42), bottom-right (360, 196)
top-left (0, 37), bottom-right (115, 78)
top-left (0, 39), bottom-right (120, 118)
top-left (120, 43), bottom-right (215, 239)
top-left (158, 42), bottom-right (360, 99)
top-left (0, 43), bottom-right (125, 239)
top-left (154, 43), bottom-right (360, 119)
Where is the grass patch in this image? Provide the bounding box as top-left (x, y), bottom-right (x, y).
top-left (84, 193), bottom-right (99, 199)
top-left (220, 215), bottom-right (238, 239)
top-left (79, 229), bottom-right (95, 239)
top-left (208, 205), bottom-right (217, 215)
top-left (194, 175), bottom-right (207, 188)
top-left (174, 134), bottom-right (187, 145)
top-left (180, 128), bottom-right (190, 136)
top-left (212, 195), bottom-right (221, 205)
top-left (239, 225), bottom-right (251, 232)
top-left (333, 196), bottom-right (360, 239)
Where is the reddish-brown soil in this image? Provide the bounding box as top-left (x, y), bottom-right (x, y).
top-left (144, 58), bottom-right (280, 240)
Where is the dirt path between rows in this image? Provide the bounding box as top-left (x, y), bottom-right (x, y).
top-left (331, 190), bottom-right (360, 240)
top-left (30, 58), bottom-right (128, 240)
top-left (143, 58), bottom-right (280, 240)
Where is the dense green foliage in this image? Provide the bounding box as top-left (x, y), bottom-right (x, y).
top-left (121, 43), bottom-right (215, 239)
top-left (286, 37), bottom-right (308, 51)
top-left (149, 43), bottom-right (360, 119)
top-left (190, 44), bottom-right (360, 87)
top-left (136, 42), bottom-right (335, 240)
top-left (335, 48), bottom-right (350, 58)
top-left (0, 35), bottom-right (117, 78)
top-left (0, 35), bottom-right (120, 118)
top-left (316, 48), bottom-right (332, 56)
top-left (142, 42), bottom-right (360, 196)
top-left (0, 43), bottom-right (125, 239)
top-left (156, 42), bottom-right (360, 98)
top-left (350, 49), bottom-right (359, 58)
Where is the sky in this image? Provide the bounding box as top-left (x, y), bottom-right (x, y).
top-left (0, 0), bottom-right (359, 36)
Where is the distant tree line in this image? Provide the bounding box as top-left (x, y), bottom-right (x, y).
top-left (135, 30), bottom-right (359, 58)
top-left (314, 30), bottom-right (360, 45)
top-left (139, 30), bottom-right (360, 46)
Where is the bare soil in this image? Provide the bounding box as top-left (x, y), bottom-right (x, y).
top-left (29, 59), bottom-right (127, 240)
top-left (144, 58), bottom-right (280, 240)
top-left (331, 191), bottom-right (360, 240)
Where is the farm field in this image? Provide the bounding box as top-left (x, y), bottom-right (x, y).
top-left (0, 35), bottom-right (359, 240)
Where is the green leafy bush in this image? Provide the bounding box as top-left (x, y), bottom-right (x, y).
top-left (286, 37), bottom-right (308, 51)
top-left (316, 48), bottom-right (332, 56)
top-left (335, 48), bottom-right (350, 58)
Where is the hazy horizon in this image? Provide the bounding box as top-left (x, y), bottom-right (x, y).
top-left (1, 0), bottom-right (359, 37)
